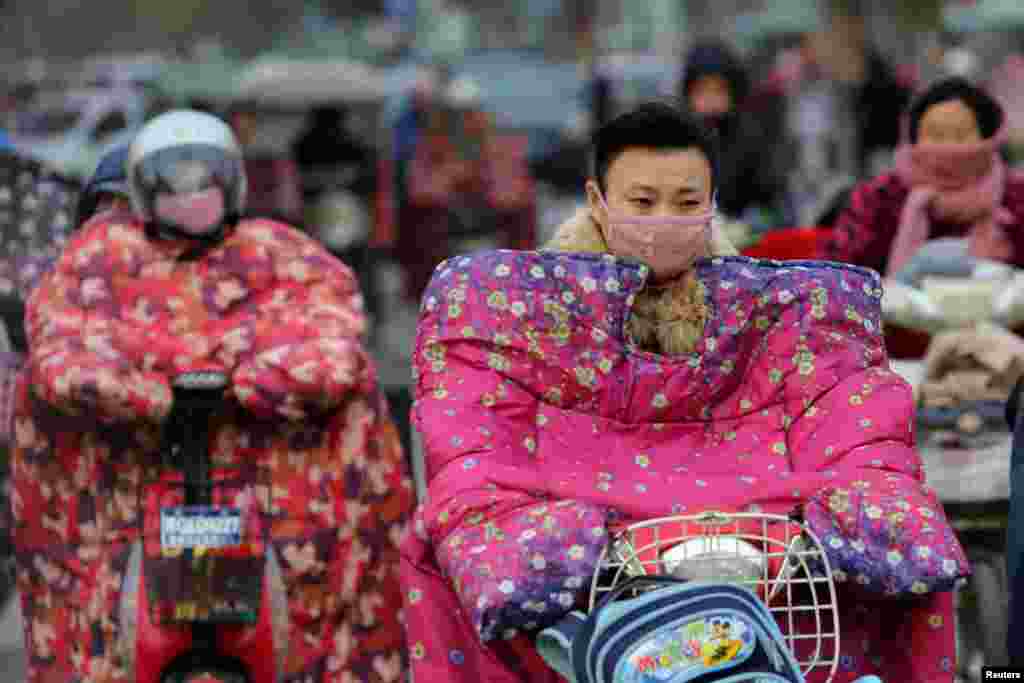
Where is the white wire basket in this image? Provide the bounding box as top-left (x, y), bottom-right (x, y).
top-left (588, 511), bottom-right (840, 683)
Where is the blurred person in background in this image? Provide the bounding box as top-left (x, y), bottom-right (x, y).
top-left (448, 77), bottom-right (535, 247)
top-left (587, 61), bottom-right (612, 132)
top-left (293, 104), bottom-right (376, 203)
top-left (762, 14), bottom-right (912, 226)
top-left (679, 40), bottom-right (792, 230)
top-left (398, 76), bottom-right (534, 303)
top-left (816, 13), bottom-right (913, 177)
top-left (820, 77), bottom-right (1024, 275)
top-left (392, 64), bottom-right (445, 220)
top-left (783, 13), bottom-right (913, 178)
top-left (396, 101), bottom-right (460, 302)
top-left (576, 20), bottom-right (612, 131)
top-left (228, 102), bottom-right (304, 224)
top-left (292, 103), bottom-right (378, 302)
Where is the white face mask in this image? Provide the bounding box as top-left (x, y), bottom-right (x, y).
top-left (154, 187), bottom-right (226, 236)
top-left (594, 188), bottom-right (714, 282)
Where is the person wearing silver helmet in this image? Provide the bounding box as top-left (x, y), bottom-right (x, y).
top-left (125, 109), bottom-right (247, 250)
top-left (11, 110), bottom-right (412, 682)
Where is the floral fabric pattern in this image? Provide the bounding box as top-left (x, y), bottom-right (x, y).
top-left (0, 151), bottom-right (81, 448)
top-left (13, 215), bottom-right (413, 682)
top-left (0, 151), bottom-right (80, 302)
top-left (401, 249), bottom-right (967, 682)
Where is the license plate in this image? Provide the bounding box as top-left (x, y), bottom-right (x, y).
top-left (161, 506), bottom-right (242, 550)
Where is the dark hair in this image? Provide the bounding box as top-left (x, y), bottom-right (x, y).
top-left (681, 40), bottom-right (749, 105)
top-left (907, 77), bottom-right (1004, 143)
top-left (311, 104), bottom-right (348, 129)
top-left (590, 102), bottom-right (718, 193)
top-left (75, 144), bottom-right (130, 226)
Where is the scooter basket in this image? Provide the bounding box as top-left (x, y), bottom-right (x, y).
top-left (589, 511), bottom-right (841, 683)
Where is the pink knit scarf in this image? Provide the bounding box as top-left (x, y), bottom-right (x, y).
top-left (885, 126), bottom-right (1014, 277)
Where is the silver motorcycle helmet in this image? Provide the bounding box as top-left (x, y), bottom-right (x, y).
top-left (127, 109), bottom-right (247, 243)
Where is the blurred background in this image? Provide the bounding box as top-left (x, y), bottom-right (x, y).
top-left (0, 0), bottom-right (1022, 681)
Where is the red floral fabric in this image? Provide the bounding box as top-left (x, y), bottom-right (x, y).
top-left (12, 215), bottom-right (413, 682)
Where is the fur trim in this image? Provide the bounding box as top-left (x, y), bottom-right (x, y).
top-left (542, 208), bottom-right (609, 254)
top-left (541, 207), bottom-right (737, 355)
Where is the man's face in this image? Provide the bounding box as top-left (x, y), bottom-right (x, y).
top-left (688, 75), bottom-right (733, 117)
top-left (918, 98), bottom-right (982, 145)
top-left (587, 146), bottom-right (713, 227)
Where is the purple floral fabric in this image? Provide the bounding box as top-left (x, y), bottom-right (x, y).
top-left (401, 249), bottom-right (967, 683)
top-left (803, 485), bottom-right (965, 595)
top-left (0, 152), bottom-right (80, 449)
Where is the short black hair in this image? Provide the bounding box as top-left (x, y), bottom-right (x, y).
top-left (907, 77), bottom-right (1004, 143)
top-left (590, 102), bottom-right (718, 193)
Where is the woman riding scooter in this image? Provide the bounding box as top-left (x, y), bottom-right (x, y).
top-left (11, 110), bottom-right (413, 682)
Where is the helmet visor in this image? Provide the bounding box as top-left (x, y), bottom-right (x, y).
top-left (133, 144), bottom-right (240, 235)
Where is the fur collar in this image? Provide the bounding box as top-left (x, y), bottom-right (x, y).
top-left (541, 208), bottom-right (737, 355)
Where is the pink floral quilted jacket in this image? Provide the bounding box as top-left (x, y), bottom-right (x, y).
top-left (401, 250), bottom-right (969, 682)
top-left (13, 214), bottom-right (412, 682)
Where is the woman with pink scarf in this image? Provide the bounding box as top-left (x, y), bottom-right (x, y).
top-left (821, 77), bottom-right (1024, 275)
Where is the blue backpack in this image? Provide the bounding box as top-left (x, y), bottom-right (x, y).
top-left (536, 576), bottom-right (804, 683)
